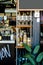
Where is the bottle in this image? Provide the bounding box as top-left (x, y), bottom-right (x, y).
top-left (19, 12), bottom-right (21, 25)
top-left (21, 12), bottom-right (24, 25)
top-left (24, 12), bottom-right (26, 25)
top-left (17, 35), bottom-right (20, 46)
top-left (12, 0), bottom-right (16, 8)
top-left (27, 12), bottom-right (30, 25)
top-left (27, 38), bottom-right (31, 46)
top-left (10, 30), bottom-right (14, 40)
top-left (26, 12), bottom-right (28, 25)
top-left (11, 33), bottom-right (14, 40)
top-left (19, 30), bottom-right (23, 46)
top-left (19, 12), bottom-right (23, 25)
top-left (23, 31), bottom-right (27, 43)
top-left (26, 12), bottom-right (30, 21)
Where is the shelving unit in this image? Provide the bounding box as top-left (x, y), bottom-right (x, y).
top-left (0, 0), bottom-right (43, 65)
top-left (0, 11), bottom-right (17, 45)
top-left (16, 11), bottom-right (32, 65)
top-left (16, 11), bottom-right (32, 46)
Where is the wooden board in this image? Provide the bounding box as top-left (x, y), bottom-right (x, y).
top-left (16, 25), bottom-right (32, 28)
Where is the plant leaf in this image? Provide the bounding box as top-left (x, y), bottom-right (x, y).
top-left (24, 53), bottom-right (35, 59)
top-left (24, 54), bottom-right (36, 65)
top-left (33, 45), bottom-right (40, 54)
top-left (36, 52), bottom-right (43, 62)
top-left (22, 62), bottom-right (31, 65)
top-left (23, 43), bottom-right (32, 53)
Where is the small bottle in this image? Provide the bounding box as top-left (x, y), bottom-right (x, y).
top-left (17, 12), bottom-right (20, 25)
top-left (11, 33), bottom-right (14, 40)
top-left (17, 35), bottom-right (20, 46)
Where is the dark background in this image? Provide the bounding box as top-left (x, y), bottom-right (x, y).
top-left (0, 44), bottom-right (16, 65)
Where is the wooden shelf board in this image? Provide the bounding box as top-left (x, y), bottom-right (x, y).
top-left (16, 44), bottom-right (32, 48)
top-left (18, 9), bottom-right (43, 11)
top-left (15, 46), bottom-right (24, 48)
top-left (16, 25), bottom-right (32, 28)
top-left (0, 40), bottom-right (15, 44)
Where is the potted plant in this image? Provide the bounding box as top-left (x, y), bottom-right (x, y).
top-left (22, 43), bottom-right (43, 65)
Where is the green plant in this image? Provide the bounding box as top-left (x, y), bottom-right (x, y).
top-left (22, 43), bottom-right (43, 65)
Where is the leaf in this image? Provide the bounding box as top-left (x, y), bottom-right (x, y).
top-left (36, 52), bottom-right (43, 62)
top-left (22, 62), bottom-right (31, 65)
top-left (23, 43), bottom-right (32, 53)
top-left (33, 45), bottom-right (40, 54)
top-left (24, 53), bottom-right (35, 59)
top-left (24, 54), bottom-right (36, 65)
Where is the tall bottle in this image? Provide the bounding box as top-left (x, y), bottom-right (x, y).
top-left (23, 31), bottom-right (27, 44)
top-left (20, 30), bottom-right (23, 46)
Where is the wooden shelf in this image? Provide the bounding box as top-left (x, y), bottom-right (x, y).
top-left (0, 27), bottom-right (12, 31)
top-left (0, 40), bottom-right (15, 44)
top-left (18, 9), bottom-right (43, 11)
top-left (16, 44), bottom-right (32, 48)
top-left (16, 25), bottom-right (32, 28)
top-left (16, 46), bottom-right (24, 48)
top-left (18, 9), bottom-right (32, 11)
